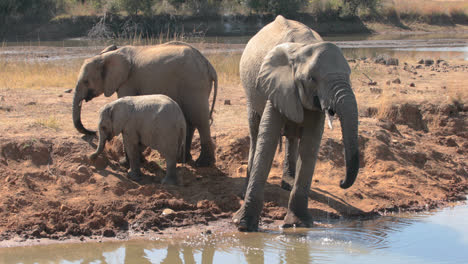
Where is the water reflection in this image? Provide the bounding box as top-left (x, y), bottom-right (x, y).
top-left (2, 201), bottom-right (467, 264)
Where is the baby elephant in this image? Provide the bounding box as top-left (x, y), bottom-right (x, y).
top-left (89, 95), bottom-right (186, 185)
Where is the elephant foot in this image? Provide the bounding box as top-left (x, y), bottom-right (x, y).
top-left (162, 175), bottom-right (179, 185)
top-left (128, 170), bottom-right (142, 181)
top-left (280, 175), bottom-right (295, 191)
top-left (88, 153), bottom-right (99, 161)
top-left (282, 210), bottom-right (313, 228)
top-left (195, 155), bottom-right (215, 167)
top-left (178, 153), bottom-right (191, 163)
top-left (232, 206), bottom-right (259, 232)
top-left (120, 156), bottom-right (146, 167)
top-left (119, 157), bottom-right (129, 168)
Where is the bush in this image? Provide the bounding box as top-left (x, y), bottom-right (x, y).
top-left (116, 0), bottom-right (155, 16)
top-left (0, 0), bottom-right (57, 21)
top-left (341, 0), bottom-right (381, 17)
top-left (243, 0), bottom-right (307, 15)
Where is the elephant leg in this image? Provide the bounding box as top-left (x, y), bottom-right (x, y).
top-left (162, 158), bottom-right (178, 185)
top-left (233, 101), bottom-right (284, 231)
top-left (120, 139), bottom-right (146, 167)
top-left (123, 133), bottom-right (142, 181)
top-left (281, 136), bottom-right (298, 191)
top-left (195, 119), bottom-right (215, 167)
top-left (183, 123), bottom-right (195, 163)
top-left (242, 106), bottom-right (261, 197)
top-left (283, 110), bottom-right (324, 228)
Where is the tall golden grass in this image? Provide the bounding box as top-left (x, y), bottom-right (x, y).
top-left (207, 53), bottom-right (241, 85)
top-left (0, 58), bottom-right (81, 90)
top-left (387, 0), bottom-right (468, 16)
top-left (0, 50), bottom-right (240, 90)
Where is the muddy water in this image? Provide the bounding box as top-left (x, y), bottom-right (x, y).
top-left (1, 32), bottom-right (467, 61)
top-left (1, 200), bottom-right (467, 264)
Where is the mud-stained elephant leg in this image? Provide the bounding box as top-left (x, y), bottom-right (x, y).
top-left (195, 119), bottom-right (215, 167)
top-left (233, 101), bottom-right (284, 231)
top-left (283, 110), bottom-right (324, 228)
top-left (183, 123), bottom-right (195, 163)
top-left (119, 139), bottom-right (146, 167)
top-left (162, 158), bottom-right (178, 185)
top-left (123, 133), bottom-right (142, 181)
top-left (281, 136), bottom-right (298, 191)
top-left (242, 106), bottom-right (261, 197)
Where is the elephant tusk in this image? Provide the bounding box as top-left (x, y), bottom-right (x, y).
top-left (326, 111), bottom-right (334, 130)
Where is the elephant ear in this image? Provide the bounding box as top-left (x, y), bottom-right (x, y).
top-left (101, 52), bottom-right (131, 97)
top-left (100, 45), bottom-right (118, 54)
top-left (256, 43), bottom-right (304, 123)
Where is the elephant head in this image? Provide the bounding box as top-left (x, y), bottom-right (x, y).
top-left (256, 42), bottom-right (359, 189)
top-left (73, 45), bottom-right (130, 135)
top-left (89, 103), bottom-right (126, 159)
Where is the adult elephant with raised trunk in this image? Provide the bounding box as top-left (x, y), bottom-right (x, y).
top-left (233, 15), bottom-right (360, 231)
top-left (72, 41), bottom-right (217, 167)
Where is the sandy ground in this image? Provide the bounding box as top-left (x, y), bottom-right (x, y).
top-left (0, 46), bottom-right (467, 247)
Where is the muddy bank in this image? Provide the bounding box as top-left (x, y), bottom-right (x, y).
top-left (0, 103), bottom-right (466, 244)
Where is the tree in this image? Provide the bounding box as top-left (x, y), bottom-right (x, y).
top-left (117, 0), bottom-right (155, 16)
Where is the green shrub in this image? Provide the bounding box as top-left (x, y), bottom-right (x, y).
top-left (116, 0), bottom-right (155, 16)
top-left (243, 0), bottom-right (307, 15)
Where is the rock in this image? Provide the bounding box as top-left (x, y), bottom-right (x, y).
top-left (386, 58), bottom-right (399, 66)
top-left (418, 59), bottom-right (424, 64)
top-left (224, 99), bottom-right (231, 105)
top-left (415, 65), bottom-right (423, 69)
top-left (392, 78), bottom-right (401, 84)
top-left (60, 205), bottom-right (70, 212)
top-left (374, 56), bottom-right (386, 65)
top-left (347, 59), bottom-right (356, 63)
top-left (445, 138), bottom-right (458, 147)
top-left (424, 59), bottom-right (434, 66)
top-left (436, 59), bottom-right (445, 64)
top-left (64, 89), bottom-right (72, 93)
top-left (103, 229), bottom-right (115, 237)
top-left (410, 83), bottom-right (415, 87)
top-left (162, 208), bottom-right (175, 216)
top-left (369, 87), bottom-right (382, 94)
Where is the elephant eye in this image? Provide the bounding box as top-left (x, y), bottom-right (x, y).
top-left (83, 80), bottom-right (89, 86)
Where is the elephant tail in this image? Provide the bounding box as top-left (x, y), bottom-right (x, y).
top-left (208, 62), bottom-right (218, 126)
top-left (178, 126), bottom-right (186, 164)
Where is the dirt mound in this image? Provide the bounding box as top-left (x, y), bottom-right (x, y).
top-left (1, 102), bottom-right (467, 242)
top-left (0, 135), bottom-right (244, 241)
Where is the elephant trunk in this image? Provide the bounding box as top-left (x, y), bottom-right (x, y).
top-left (90, 127), bottom-right (107, 159)
top-left (73, 86), bottom-right (95, 135)
top-left (332, 85), bottom-right (359, 189)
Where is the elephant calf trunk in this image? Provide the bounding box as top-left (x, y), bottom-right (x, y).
top-left (89, 129), bottom-right (107, 160)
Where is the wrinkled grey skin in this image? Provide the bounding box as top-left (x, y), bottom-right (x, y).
top-left (89, 95), bottom-right (186, 185)
top-left (73, 41), bottom-right (217, 167)
top-left (233, 16), bottom-right (360, 231)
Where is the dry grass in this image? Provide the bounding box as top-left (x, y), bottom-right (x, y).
top-left (0, 58), bottom-right (81, 90)
top-left (387, 0), bottom-right (468, 17)
top-left (207, 53), bottom-right (241, 86)
top-left (33, 116), bottom-right (62, 131)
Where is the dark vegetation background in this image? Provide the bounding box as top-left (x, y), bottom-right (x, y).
top-left (1, 0), bottom-right (467, 41)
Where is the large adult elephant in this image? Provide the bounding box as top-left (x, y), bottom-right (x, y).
top-left (233, 15), bottom-right (359, 231)
top-left (73, 41), bottom-right (217, 166)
